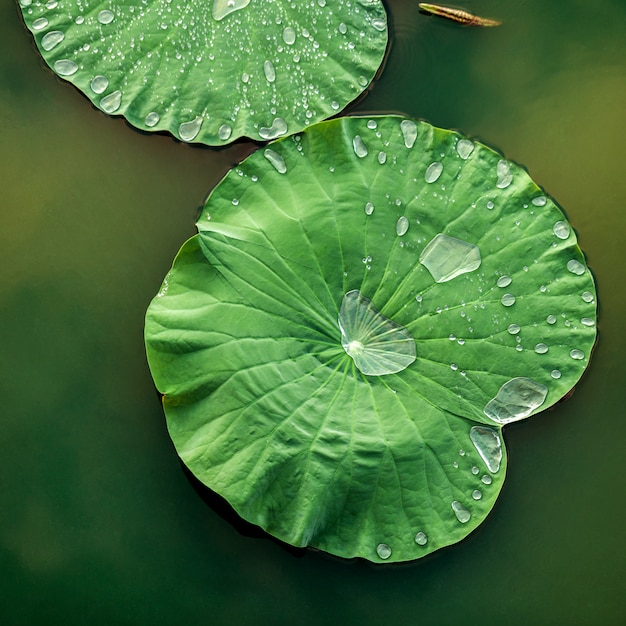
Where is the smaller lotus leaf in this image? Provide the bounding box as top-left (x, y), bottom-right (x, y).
top-left (145, 116), bottom-right (597, 562)
top-left (18, 0), bottom-right (388, 145)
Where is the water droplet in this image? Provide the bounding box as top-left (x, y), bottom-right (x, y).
top-left (367, 119), bottom-right (377, 130)
top-left (144, 111), bottom-right (160, 127)
top-left (90, 75), bottom-right (109, 94)
top-left (486, 201), bottom-right (495, 210)
top-left (259, 117), bottom-right (288, 140)
top-left (414, 531), bottom-right (428, 546)
top-left (365, 202), bottom-right (374, 215)
top-left (54, 59), bottom-right (78, 76)
top-left (546, 314), bottom-right (557, 324)
top-left (500, 293), bottom-right (516, 307)
top-left (570, 349), bottom-right (585, 360)
top-left (331, 100), bottom-right (340, 111)
top-left (470, 426), bottom-right (502, 473)
top-left (377, 151), bottom-right (387, 164)
top-left (507, 323), bottom-right (520, 335)
top-left (264, 148), bottom-right (287, 174)
top-left (451, 501), bottom-right (471, 523)
top-left (532, 196), bottom-right (547, 207)
top-left (471, 466), bottom-right (479, 475)
top-left (581, 291), bottom-right (594, 303)
top-left (452, 461), bottom-right (459, 468)
top-left (371, 16), bottom-right (387, 31)
top-left (484, 377), bottom-right (548, 424)
top-left (41, 30), bottom-right (65, 51)
top-left (376, 543), bottom-right (392, 559)
top-left (419, 233), bottom-right (481, 283)
top-left (338, 22), bottom-right (348, 34)
top-left (534, 343), bottom-right (549, 354)
top-left (97, 9), bottom-right (115, 24)
top-left (263, 60), bottom-right (276, 82)
top-left (496, 160), bottom-right (513, 188)
top-left (338, 290), bottom-right (416, 376)
top-left (551, 369), bottom-right (562, 379)
top-left (352, 135), bottom-right (368, 158)
top-left (218, 123), bottom-right (232, 141)
top-left (99, 90), bottom-right (122, 113)
top-left (459, 449), bottom-right (466, 456)
top-left (581, 317), bottom-right (595, 327)
top-left (282, 26), bottom-right (296, 45)
top-left (472, 490), bottom-right (482, 500)
top-left (179, 115), bottom-right (203, 142)
top-left (400, 119), bottom-right (417, 149)
top-left (396, 216), bottom-right (409, 236)
top-left (32, 17), bottom-right (48, 30)
top-left (497, 275), bottom-right (512, 288)
top-left (456, 139), bottom-right (474, 159)
top-left (425, 162), bottom-right (443, 183)
top-left (213, 0), bottom-right (250, 21)
top-left (553, 221), bottom-right (570, 239)
top-left (567, 259), bottom-right (585, 275)
top-left (481, 474), bottom-right (492, 485)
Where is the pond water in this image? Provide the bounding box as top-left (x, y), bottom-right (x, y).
top-left (2, 0), bottom-right (625, 623)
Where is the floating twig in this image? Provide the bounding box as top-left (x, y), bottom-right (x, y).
top-left (418, 3), bottom-right (502, 27)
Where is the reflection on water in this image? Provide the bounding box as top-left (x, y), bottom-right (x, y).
top-left (1, 0), bottom-right (625, 623)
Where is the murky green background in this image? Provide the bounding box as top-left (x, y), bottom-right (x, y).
top-left (2, 1), bottom-right (625, 623)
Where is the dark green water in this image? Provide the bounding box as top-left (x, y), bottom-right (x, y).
top-left (2, 1), bottom-right (625, 623)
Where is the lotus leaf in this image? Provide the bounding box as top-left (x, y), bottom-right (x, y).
top-left (145, 116), bottom-right (597, 562)
top-left (18, 0), bottom-right (388, 145)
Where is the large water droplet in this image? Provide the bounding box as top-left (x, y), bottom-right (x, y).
top-left (581, 317), bottom-right (595, 327)
top-left (570, 349), bottom-right (585, 360)
top-left (338, 290), bottom-right (416, 376)
top-left (259, 117), bottom-right (288, 140)
top-left (90, 75), bottom-right (109, 94)
top-left (507, 323), bottom-right (520, 335)
top-left (396, 216), bottom-right (409, 236)
top-left (371, 16), bottom-right (387, 31)
top-left (469, 426), bottom-right (502, 473)
top-left (481, 474), bottom-right (492, 485)
top-left (500, 293), bottom-right (516, 307)
top-left (218, 123), bottom-right (233, 141)
top-left (553, 221), bottom-right (570, 239)
top-left (263, 60), bottom-right (276, 82)
top-left (419, 234), bottom-right (481, 283)
top-left (100, 90), bottom-right (122, 113)
top-left (41, 30), bottom-right (65, 51)
top-left (414, 531), bottom-right (428, 546)
top-left (179, 116), bottom-right (203, 142)
top-left (282, 26), bottom-right (296, 44)
top-left (213, 0), bottom-right (250, 21)
top-left (54, 59), bottom-right (78, 76)
top-left (365, 202), bottom-right (374, 215)
top-left (97, 9), bottom-right (115, 24)
top-left (456, 139), bottom-right (474, 159)
top-left (451, 501), bottom-right (471, 523)
top-left (264, 148), bottom-right (287, 174)
top-left (534, 343), bottom-right (549, 354)
top-left (352, 135), bottom-right (368, 158)
top-left (532, 196), bottom-right (547, 207)
top-left (567, 259), bottom-right (585, 275)
top-left (400, 119), bottom-right (417, 149)
top-left (376, 543), bottom-right (392, 559)
top-left (496, 160), bottom-right (513, 188)
top-left (484, 377), bottom-right (548, 424)
top-left (472, 490), bottom-right (482, 500)
top-left (581, 291), bottom-right (594, 303)
top-left (32, 17), bottom-right (48, 30)
top-left (425, 162), bottom-right (443, 183)
top-left (144, 111), bottom-right (160, 127)
top-left (546, 314), bottom-right (557, 324)
top-left (551, 369), bottom-right (562, 379)
top-left (497, 275), bottom-right (512, 288)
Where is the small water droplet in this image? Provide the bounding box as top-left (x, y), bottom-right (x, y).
top-left (553, 221), bottom-right (570, 239)
top-left (264, 148), bottom-right (287, 174)
top-left (567, 259), bottom-right (585, 275)
top-left (179, 115), bottom-right (203, 142)
top-left (471, 466), bottom-right (479, 475)
top-left (338, 22), bottom-right (348, 34)
top-left (451, 501), bottom-right (471, 523)
top-left (470, 426), bottom-right (502, 473)
top-left (581, 291), bottom-right (594, 303)
top-left (97, 9), bottom-right (115, 24)
top-left (367, 119), bottom-right (377, 130)
top-left (486, 201), bottom-right (495, 210)
top-left (532, 196), bottom-right (547, 207)
top-left (90, 75), bottom-right (109, 94)
top-left (481, 474), bottom-right (492, 485)
top-left (453, 461), bottom-right (459, 468)
top-left (32, 17), bottom-right (48, 30)
top-left (425, 162), bottom-right (443, 183)
top-left (400, 119), bottom-right (417, 149)
top-left (331, 100), bottom-right (340, 111)
top-left (414, 531), bottom-right (428, 546)
top-left (263, 60), bottom-right (276, 82)
top-left (497, 275), bottom-right (512, 288)
top-left (456, 139), bottom-right (474, 159)
top-left (54, 59), bottom-right (78, 76)
top-left (501, 293), bottom-right (516, 307)
top-left (551, 369), bottom-right (562, 379)
top-left (546, 314), bottom-right (557, 325)
top-left (371, 16), bottom-right (387, 31)
top-left (472, 490), bottom-right (482, 500)
top-left (41, 30), bottom-right (65, 51)
top-left (396, 216), bottom-right (409, 236)
top-left (377, 151), bottom-right (386, 164)
top-left (100, 90), bottom-right (122, 113)
top-left (259, 117), bottom-right (288, 140)
top-left (218, 123), bottom-right (232, 141)
top-left (570, 349), bottom-right (584, 360)
top-left (144, 111), bottom-right (160, 127)
top-left (484, 377), bottom-right (548, 423)
top-left (376, 543), bottom-right (392, 559)
top-left (352, 135), bottom-right (368, 158)
top-left (364, 202), bottom-right (374, 215)
top-left (581, 317), bottom-right (595, 327)
top-left (282, 26), bottom-right (296, 44)
top-left (534, 343), bottom-right (549, 354)
top-left (507, 323), bottom-right (520, 335)
top-left (419, 233), bottom-right (481, 283)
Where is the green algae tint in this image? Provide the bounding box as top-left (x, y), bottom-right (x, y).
top-left (145, 116), bottom-right (597, 563)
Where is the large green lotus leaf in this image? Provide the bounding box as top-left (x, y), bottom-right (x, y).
top-left (18, 0), bottom-right (388, 145)
top-left (145, 116), bottom-right (597, 562)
